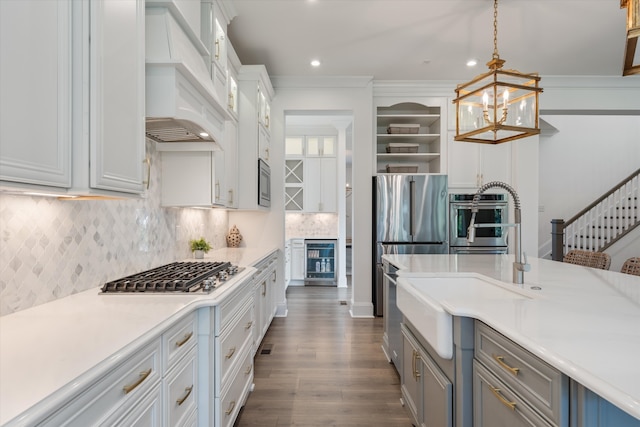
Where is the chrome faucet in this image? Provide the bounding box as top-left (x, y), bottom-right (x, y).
top-left (467, 181), bottom-right (530, 285)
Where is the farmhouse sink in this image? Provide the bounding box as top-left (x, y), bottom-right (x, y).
top-left (396, 275), bottom-right (535, 359)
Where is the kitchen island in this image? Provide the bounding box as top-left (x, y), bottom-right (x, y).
top-left (386, 253), bottom-right (640, 425)
top-left (0, 247), bottom-right (277, 427)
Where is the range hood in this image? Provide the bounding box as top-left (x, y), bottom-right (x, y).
top-left (145, 6), bottom-right (228, 148)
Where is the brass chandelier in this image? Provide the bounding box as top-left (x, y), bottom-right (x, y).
top-left (453, 0), bottom-right (543, 144)
top-left (622, 0), bottom-right (640, 76)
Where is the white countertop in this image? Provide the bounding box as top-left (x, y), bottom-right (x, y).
top-left (0, 247), bottom-right (276, 426)
top-left (386, 253), bottom-right (640, 421)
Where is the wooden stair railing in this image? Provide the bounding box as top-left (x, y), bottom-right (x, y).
top-left (551, 168), bottom-right (640, 261)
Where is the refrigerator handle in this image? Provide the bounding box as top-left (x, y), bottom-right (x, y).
top-left (409, 179), bottom-right (415, 238)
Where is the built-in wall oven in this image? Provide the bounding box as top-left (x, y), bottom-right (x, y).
top-left (449, 193), bottom-right (508, 254)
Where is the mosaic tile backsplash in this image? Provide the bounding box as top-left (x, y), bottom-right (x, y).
top-left (285, 212), bottom-right (338, 239)
top-left (0, 142), bottom-right (228, 316)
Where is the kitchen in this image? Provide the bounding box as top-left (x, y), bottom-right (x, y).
top-left (1, 0), bottom-right (640, 426)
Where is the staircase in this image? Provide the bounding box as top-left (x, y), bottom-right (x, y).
top-left (551, 168), bottom-right (640, 261)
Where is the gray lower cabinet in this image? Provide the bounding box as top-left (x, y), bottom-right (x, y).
top-left (401, 323), bottom-right (453, 427)
top-left (474, 320), bottom-right (569, 427)
top-left (571, 382), bottom-right (640, 427)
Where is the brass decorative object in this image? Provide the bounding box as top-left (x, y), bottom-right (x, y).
top-left (622, 0), bottom-right (640, 76)
top-left (452, 0), bottom-right (543, 144)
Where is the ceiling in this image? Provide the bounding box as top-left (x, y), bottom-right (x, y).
top-left (227, 0), bottom-right (633, 81)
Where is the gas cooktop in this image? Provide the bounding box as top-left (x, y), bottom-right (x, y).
top-left (100, 261), bottom-right (243, 294)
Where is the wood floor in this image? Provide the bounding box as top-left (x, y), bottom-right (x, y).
top-left (234, 285), bottom-right (413, 427)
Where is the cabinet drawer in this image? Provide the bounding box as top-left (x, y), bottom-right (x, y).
top-left (217, 279), bottom-right (253, 335)
top-left (165, 346), bottom-right (198, 427)
top-left (475, 321), bottom-right (567, 426)
top-left (104, 382), bottom-right (162, 426)
top-left (163, 312), bottom-right (197, 371)
top-left (41, 339), bottom-right (161, 427)
top-left (219, 299), bottom-right (254, 386)
top-left (474, 360), bottom-right (554, 427)
top-left (219, 348), bottom-right (254, 427)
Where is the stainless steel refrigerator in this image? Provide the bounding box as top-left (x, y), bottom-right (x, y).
top-left (373, 174), bottom-right (448, 316)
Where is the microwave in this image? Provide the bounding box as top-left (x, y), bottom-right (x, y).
top-left (258, 158), bottom-right (271, 208)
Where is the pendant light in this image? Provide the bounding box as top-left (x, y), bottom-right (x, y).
top-left (452, 0), bottom-right (543, 144)
top-left (622, 0), bottom-right (640, 76)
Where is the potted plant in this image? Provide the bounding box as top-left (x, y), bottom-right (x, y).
top-left (189, 237), bottom-right (212, 259)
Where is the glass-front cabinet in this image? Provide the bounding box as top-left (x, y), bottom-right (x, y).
top-left (304, 240), bottom-right (337, 285)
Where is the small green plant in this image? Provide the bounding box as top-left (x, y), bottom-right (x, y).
top-left (189, 237), bottom-right (212, 253)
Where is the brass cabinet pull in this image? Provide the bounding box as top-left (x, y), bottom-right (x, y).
top-left (228, 92), bottom-right (235, 110)
top-left (175, 332), bottom-right (193, 348)
top-left (225, 400), bottom-right (236, 416)
top-left (176, 385), bottom-right (193, 406)
top-left (225, 346), bottom-right (236, 359)
top-left (411, 350), bottom-right (421, 380)
top-left (245, 321), bottom-right (253, 330)
top-left (245, 364), bottom-right (253, 375)
top-left (123, 369), bottom-right (152, 394)
top-left (490, 386), bottom-right (517, 410)
top-left (215, 39), bottom-right (220, 60)
top-left (493, 355), bottom-right (520, 376)
top-left (262, 282), bottom-right (266, 296)
top-left (143, 157), bottom-right (151, 190)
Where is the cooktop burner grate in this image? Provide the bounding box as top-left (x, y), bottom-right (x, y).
top-left (101, 261), bottom-right (232, 293)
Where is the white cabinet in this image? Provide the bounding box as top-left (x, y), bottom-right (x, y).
top-left (160, 151), bottom-right (220, 207)
top-left (201, 1), bottom-right (234, 108)
top-left (40, 339), bottom-right (163, 426)
top-left (448, 131), bottom-right (512, 189)
top-left (237, 65), bottom-right (274, 210)
top-left (0, 0), bottom-right (146, 197)
top-left (375, 100), bottom-right (445, 175)
top-left (290, 239), bottom-right (305, 281)
top-left (304, 157), bottom-right (337, 213)
top-left (0, 0), bottom-right (72, 190)
top-left (252, 253), bottom-right (278, 349)
top-left (285, 136), bottom-right (337, 213)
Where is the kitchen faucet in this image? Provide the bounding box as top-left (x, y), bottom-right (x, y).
top-left (467, 181), bottom-right (530, 285)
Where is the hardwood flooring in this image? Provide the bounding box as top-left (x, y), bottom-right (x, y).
top-left (234, 284), bottom-right (413, 427)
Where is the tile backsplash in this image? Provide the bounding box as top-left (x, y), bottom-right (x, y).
top-left (285, 212), bottom-right (338, 239)
top-left (0, 142), bottom-right (228, 316)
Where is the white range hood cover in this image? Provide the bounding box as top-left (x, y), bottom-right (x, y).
top-left (145, 7), bottom-right (228, 148)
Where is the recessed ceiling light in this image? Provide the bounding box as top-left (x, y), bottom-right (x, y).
top-left (466, 59), bottom-right (478, 67)
top-left (310, 59), bottom-right (321, 67)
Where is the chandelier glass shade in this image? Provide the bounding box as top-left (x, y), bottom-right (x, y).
top-left (453, 0), bottom-right (543, 144)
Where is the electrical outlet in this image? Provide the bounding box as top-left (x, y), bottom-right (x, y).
top-left (539, 205), bottom-right (545, 212)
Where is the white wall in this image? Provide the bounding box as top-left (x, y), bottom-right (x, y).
top-left (538, 119), bottom-right (640, 264)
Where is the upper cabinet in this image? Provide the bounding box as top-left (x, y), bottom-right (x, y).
top-left (447, 131), bottom-right (512, 190)
top-left (201, 0), bottom-right (236, 108)
top-left (236, 65), bottom-right (274, 210)
top-left (0, 0), bottom-right (72, 190)
top-left (0, 0), bottom-right (146, 197)
top-left (285, 136), bottom-right (337, 213)
top-left (375, 99), bottom-right (446, 175)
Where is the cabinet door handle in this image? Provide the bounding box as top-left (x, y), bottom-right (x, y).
top-left (225, 346), bottom-right (236, 359)
top-left (493, 355), bottom-right (520, 376)
top-left (176, 385), bottom-right (193, 406)
top-left (412, 350), bottom-right (421, 380)
top-left (215, 38), bottom-right (220, 60)
top-left (175, 331), bottom-right (193, 348)
top-left (245, 320), bottom-right (253, 330)
top-left (490, 386), bottom-right (517, 410)
top-left (262, 282), bottom-right (266, 296)
top-left (225, 400), bottom-right (236, 416)
top-left (143, 156), bottom-right (151, 190)
top-left (245, 364), bottom-right (253, 375)
top-left (123, 368), bottom-right (152, 394)
top-left (228, 92), bottom-right (235, 110)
